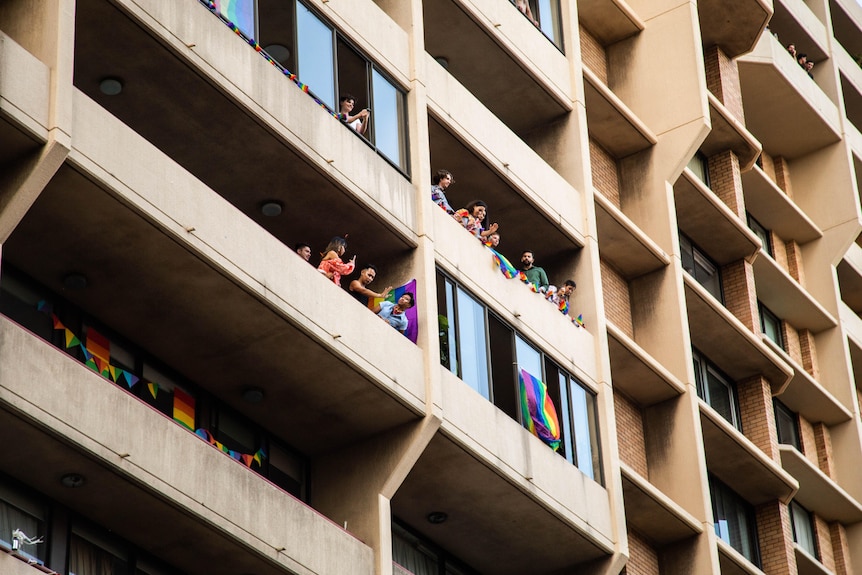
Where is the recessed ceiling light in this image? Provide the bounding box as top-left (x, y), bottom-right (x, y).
top-left (426, 511), bottom-right (448, 524)
top-left (62, 273), bottom-right (88, 291)
top-left (242, 387), bottom-right (265, 404)
top-left (263, 44), bottom-right (290, 63)
top-left (260, 201), bottom-right (283, 217)
top-left (60, 473), bottom-right (86, 488)
top-left (99, 77), bottom-right (123, 96)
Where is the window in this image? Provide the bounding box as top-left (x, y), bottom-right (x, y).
top-left (392, 521), bottom-right (477, 575)
top-left (710, 476), bottom-right (760, 567)
top-left (747, 213), bottom-right (773, 257)
top-left (759, 302), bottom-right (784, 349)
top-left (509, 0), bottom-right (564, 50)
top-left (789, 501), bottom-right (818, 558)
top-left (680, 233), bottom-right (723, 303)
top-left (774, 400), bottom-right (800, 450)
top-left (69, 523), bottom-right (181, 575)
top-left (436, 270), bottom-right (601, 482)
top-left (252, 0), bottom-right (410, 172)
top-left (0, 478), bottom-right (46, 564)
top-left (687, 152), bottom-right (710, 187)
top-left (693, 349), bottom-right (741, 430)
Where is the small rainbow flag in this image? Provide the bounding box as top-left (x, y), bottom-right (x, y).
top-left (214, 0), bottom-right (255, 38)
top-left (518, 369), bottom-right (561, 451)
top-left (172, 387), bottom-right (196, 431)
top-left (489, 248), bottom-right (518, 279)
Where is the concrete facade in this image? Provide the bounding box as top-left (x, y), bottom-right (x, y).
top-left (0, 0), bottom-right (860, 574)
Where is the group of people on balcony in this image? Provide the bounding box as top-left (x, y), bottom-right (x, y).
top-left (432, 169), bottom-right (577, 313)
top-left (787, 43), bottom-right (815, 79)
top-left (294, 237), bottom-right (415, 335)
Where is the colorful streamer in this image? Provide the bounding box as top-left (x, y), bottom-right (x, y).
top-left (194, 428), bottom-right (265, 468)
top-left (172, 387), bottom-right (196, 431)
top-left (518, 369), bottom-right (561, 451)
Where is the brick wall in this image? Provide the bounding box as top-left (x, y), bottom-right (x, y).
top-left (706, 150), bottom-right (745, 218)
top-left (760, 152), bottom-right (776, 181)
top-left (770, 231), bottom-right (789, 269)
top-left (590, 138), bottom-right (621, 208)
top-left (773, 156), bottom-right (794, 197)
top-left (813, 422), bottom-right (835, 477)
top-left (720, 260), bottom-right (758, 332)
top-left (626, 528), bottom-right (660, 575)
top-left (814, 514), bottom-right (837, 572)
top-left (798, 329), bottom-right (819, 379)
top-left (737, 375), bottom-right (780, 461)
top-left (579, 25), bottom-right (608, 84)
top-left (831, 522), bottom-right (854, 574)
top-left (755, 501), bottom-right (797, 575)
top-left (783, 324), bottom-right (802, 366)
top-left (613, 390), bottom-right (648, 476)
top-left (798, 415), bottom-right (820, 467)
top-left (601, 258), bottom-right (633, 337)
top-left (703, 46), bottom-right (746, 122)
top-left (784, 240), bottom-right (805, 284)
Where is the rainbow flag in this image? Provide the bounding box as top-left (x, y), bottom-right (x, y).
top-left (518, 369), bottom-right (561, 451)
top-left (489, 248), bottom-right (518, 279)
top-left (172, 387), bottom-right (196, 431)
top-left (214, 0), bottom-right (255, 38)
top-left (85, 327), bottom-right (110, 364)
top-left (368, 279), bottom-right (418, 344)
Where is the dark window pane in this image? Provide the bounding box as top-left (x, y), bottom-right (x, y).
top-left (774, 400), bottom-right (800, 449)
top-left (296, 2), bottom-right (335, 109)
top-left (711, 477), bottom-right (760, 566)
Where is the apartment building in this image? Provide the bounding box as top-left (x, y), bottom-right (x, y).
top-left (0, 0), bottom-right (860, 573)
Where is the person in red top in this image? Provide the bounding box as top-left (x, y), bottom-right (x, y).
top-left (317, 236), bottom-right (356, 286)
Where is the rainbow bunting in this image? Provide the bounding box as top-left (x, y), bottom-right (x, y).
top-left (253, 447), bottom-right (266, 467)
top-left (489, 248), bottom-right (519, 279)
top-left (64, 329), bottom-right (80, 349)
top-left (573, 314), bottom-right (585, 328)
top-left (518, 369), bottom-right (561, 451)
top-left (122, 371), bottom-right (140, 389)
top-left (213, 0), bottom-right (255, 38)
top-left (558, 298), bottom-right (569, 315)
top-left (52, 315), bottom-right (65, 330)
top-left (37, 300), bottom-right (52, 315)
top-left (172, 387), bottom-right (196, 431)
top-left (368, 279), bottom-right (419, 344)
top-left (148, 382), bottom-right (159, 399)
top-left (85, 327), bottom-right (110, 364)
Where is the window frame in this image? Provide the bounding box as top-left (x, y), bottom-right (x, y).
top-left (679, 233), bottom-right (723, 304)
top-left (709, 475), bottom-right (761, 567)
top-left (687, 152), bottom-right (710, 187)
top-left (774, 400), bottom-right (801, 450)
top-left (747, 213), bottom-right (773, 257)
top-left (693, 349), bottom-right (742, 430)
top-left (789, 500), bottom-right (818, 559)
top-left (758, 301), bottom-right (784, 350)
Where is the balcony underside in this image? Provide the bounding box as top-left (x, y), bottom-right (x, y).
top-left (0, 114), bottom-right (42, 166)
top-left (741, 165), bottom-right (821, 245)
top-left (423, 0), bottom-right (570, 136)
top-left (620, 464), bottom-right (702, 546)
top-left (697, 0), bottom-right (772, 59)
top-left (577, 0), bottom-right (643, 45)
top-left (391, 433), bottom-right (609, 575)
top-left (3, 163), bottom-right (421, 457)
top-left (73, 0), bottom-right (413, 268)
top-left (0, 406), bottom-right (293, 575)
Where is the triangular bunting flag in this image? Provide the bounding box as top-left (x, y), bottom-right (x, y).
top-left (148, 382), bottom-right (159, 399)
top-left (64, 329), bottom-right (80, 349)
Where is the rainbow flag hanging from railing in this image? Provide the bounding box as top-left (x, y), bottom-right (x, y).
top-left (489, 248), bottom-right (519, 279)
top-left (518, 368), bottom-right (561, 451)
top-left (368, 279), bottom-right (418, 344)
top-left (213, 0), bottom-right (255, 39)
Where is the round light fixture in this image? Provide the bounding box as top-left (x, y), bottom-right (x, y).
top-left (263, 44), bottom-right (290, 64)
top-left (99, 77), bottom-right (123, 96)
top-left (260, 201), bottom-right (283, 217)
top-left (62, 273), bottom-right (88, 291)
top-left (61, 473), bottom-right (86, 488)
top-left (242, 387), bottom-right (265, 404)
top-left (426, 511), bottom-right (448, 524)
top-left (434, 57), bottom-right (449, 70)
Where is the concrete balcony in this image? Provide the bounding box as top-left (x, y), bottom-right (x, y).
top-left (684, 274), bottom-right (793, 392)
top-left (607, 321), bottom-right (685, 406)
top-left (582, 66), bottom-right (657, 159)
top-left (780, 445), bottom-right (862, 523)
top-left (763, 338), bottom-right (852, 426)
top-left (795, 544), bottom-right (833, 575)
top-left (0, 546), bottom-right (58, 575)
top-left (717, 538), bottom-right (768, 575)
top-left (72, 0), bottom-right (416, 266)
top-left (433, 207), bottom-right (597, 380)
top-left (577, 0), bottom-right (643, 45)
top-left (741, 164), bottom-right (822, 245)
top-left (391, 367), bottom-right (614, 575)
top-left (697, 0), bottom-right (772, 58)
top-left (619, 463), bottom-right (702, 545)
top-left (4, 92), bottom-right (426, 458)
top-left (701, 92), bottom-right (762, 171)
top-left (752, 252), bottom-right (837, 333)
top-left (0, 31), bottom-right (51, 149)
top-left (837, 243), bottom-right (862, 313)
top-left (770, 0), bottom-right (829, 62)
top-left (594, 191), bottom-right (670, 281)
top-left (832, 0), bottom-right (862, 58)
top-left (426, 55), bottom-right (586, 256)
top-left (423, 0), bottom-right (572, 137)
top-left (739, 32), bottom-right (841, 159)
top-left (700, 401), bottom-right (798, 505)
top-left (0, 318), bottom-right (375, 575)
top-left (674, 168), bottom-right (762, 266)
